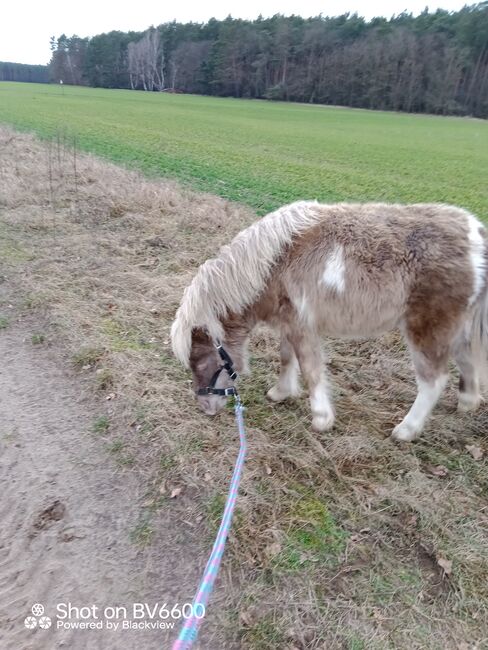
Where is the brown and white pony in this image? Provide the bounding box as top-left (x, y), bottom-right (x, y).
top-left (171, 202), bottom-right (488, 441)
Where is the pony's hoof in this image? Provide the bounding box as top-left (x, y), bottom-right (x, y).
top-left (312, 413), bottom-right (335, 432)
top-left (457, 393), bottom-right (482, 413)
top-left (266, 385), bottom-right (301, 402)
top-left (391, 422), bottom-right (419, 442)
top-left (266, 386), bottom-right (287, 402)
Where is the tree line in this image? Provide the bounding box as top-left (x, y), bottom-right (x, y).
top-left (49, 3), bottom-right (488, 117)
top-left (0, 62), bottom-right (49, 83)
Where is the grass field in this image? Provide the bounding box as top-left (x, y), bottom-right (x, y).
top-left (0, 81), bottom-right (487, 216)
top-left (2, 125), bottom-right (488, 649)
top-left (1, 86), bottom-right (488, 649)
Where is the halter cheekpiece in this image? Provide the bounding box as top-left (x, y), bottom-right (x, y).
top-left (197, 342), bottom-right (239, 397)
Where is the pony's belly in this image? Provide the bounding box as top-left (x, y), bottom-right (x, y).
top-left (313, 295), bottom-right (404, 339)
top-left (289, 274), bottom-right (407, 338)
top-left (318, 314), bottom-right (401, 338)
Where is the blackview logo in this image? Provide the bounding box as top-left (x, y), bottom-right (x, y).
top-left (24, 603), bottom-right (52, 630)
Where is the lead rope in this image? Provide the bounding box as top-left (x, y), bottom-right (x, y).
top-left (172, 396), bottom-right (247, 650)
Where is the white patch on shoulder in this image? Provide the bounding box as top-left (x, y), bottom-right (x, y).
top-left (322, 245), bottom-right (346, 293)
top-left (465, 213), bottom-right (486, 305)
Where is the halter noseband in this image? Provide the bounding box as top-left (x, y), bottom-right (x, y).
top-left (197, 342), bottom-right (239, 397)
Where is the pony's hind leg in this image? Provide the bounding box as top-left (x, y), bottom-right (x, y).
top-left (452, 333), bottom-right (482, 412)
top-left (392, 345), bottom-right (449, 442)
top-left (267, 332), bottom-right (301, 402)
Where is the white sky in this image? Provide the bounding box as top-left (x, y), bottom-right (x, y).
top-left (2, 1), bottom-right (470, 65)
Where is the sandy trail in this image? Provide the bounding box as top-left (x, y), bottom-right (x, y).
top-left (0, 318), bottom-right (206, 650)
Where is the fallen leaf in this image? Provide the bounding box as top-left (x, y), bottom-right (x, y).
top-left (159, 483), bottom-right (166, 494)
top-left (303, 630), bottom-right (315, 643)
top-left (265, 541), bottom-right (282, 558)
top-left (465, 445), bottom-right (484, 461)
top-left (265, 463), bottom-right (272, 475)
top-left (425, 464), bottom-right (449, 477)
top-left (405, 514), bottom-right (418, 527)
top-left (350, 528), bottom-right (371, 542)
top-left (372, 607), bottom-right (386, 622)
top-left (437, 556), bottom-right (452, 576)
top-left (170, 487), bottom-right (182, 499)
top-left (106, 392), bottom-right (116, 401)
top-left (204, 472), bottom-right (212, 482)
top-left (239, 608), bottom-right (256, 627)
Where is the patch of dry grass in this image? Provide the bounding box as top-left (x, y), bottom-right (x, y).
top-left (1, 126), bottom-right (487, 650)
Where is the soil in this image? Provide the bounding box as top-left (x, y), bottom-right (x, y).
top-left (0, 317), bottom-right (218, 650)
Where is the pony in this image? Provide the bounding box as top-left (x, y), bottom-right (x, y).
top-left (171, 201), bottom-right (487, 441)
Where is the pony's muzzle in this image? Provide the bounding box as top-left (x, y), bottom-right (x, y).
top-left (197, 394), bottom-right (227, 416)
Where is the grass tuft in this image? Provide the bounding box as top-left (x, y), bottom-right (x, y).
top-left (73, 347), bottom-right (105, 368)
top-left (92, 415), bottom-right (110, 434)
top-left (275, 492), bottom-right (348, 571)
top-left (241, 618), bottom-right (286, 649)
top-left (130, 519), bottom-right (154, 547)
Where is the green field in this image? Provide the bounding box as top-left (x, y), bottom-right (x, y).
top-left (0, 81), bottom-right (487, 215)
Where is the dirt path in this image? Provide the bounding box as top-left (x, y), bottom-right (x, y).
top-left (0, 318), bottom-right (205, 650)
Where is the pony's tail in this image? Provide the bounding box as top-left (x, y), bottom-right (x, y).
top-left (470, 282), bottom-right (488, 390)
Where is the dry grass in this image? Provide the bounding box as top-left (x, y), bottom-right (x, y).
top-left (1, 126), bottom-right (487, 650)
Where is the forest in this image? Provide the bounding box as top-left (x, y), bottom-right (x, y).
top-left (0, 62), bottom-right (49, 83)
top-left (45, 3), bottom-right (488, 117)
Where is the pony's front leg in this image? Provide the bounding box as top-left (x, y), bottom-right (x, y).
top-left (290, 331), bottom-right (335, 432)
top-left (267, 333), bottom-right (301, 402)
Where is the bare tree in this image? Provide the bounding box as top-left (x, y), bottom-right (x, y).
top-left (128, 29), bottom-right (164, 90)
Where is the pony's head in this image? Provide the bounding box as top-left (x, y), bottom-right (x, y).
top-left (171, 304), bottom-right (228, 415)
top-left (171, 306), bottom-right (250, 416)
top-left (188, 328), bottom-right (235, 416)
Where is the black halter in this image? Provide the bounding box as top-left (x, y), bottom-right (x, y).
top-left (197, 342), bottom-right (239, 397)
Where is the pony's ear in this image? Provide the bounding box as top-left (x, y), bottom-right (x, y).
top-left (191, 327), bottom-right (211, 346)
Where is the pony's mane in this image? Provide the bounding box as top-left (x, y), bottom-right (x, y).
top-left (171, 200), bottom-right (322, 366)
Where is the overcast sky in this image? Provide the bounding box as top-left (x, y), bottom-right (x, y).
top-left (2, 1), bottom-right (470, 65)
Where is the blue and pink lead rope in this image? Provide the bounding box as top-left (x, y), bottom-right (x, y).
top-left (172, 397), bottom-right (247, 650)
